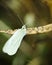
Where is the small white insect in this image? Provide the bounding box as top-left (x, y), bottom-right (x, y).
top-left (2, 25), bottom-right (27, 56)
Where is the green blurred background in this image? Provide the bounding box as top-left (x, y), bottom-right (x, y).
top-left (0, 0), bottom-right (52, 65)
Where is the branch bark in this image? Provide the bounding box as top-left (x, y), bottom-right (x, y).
top-left (0, 24), bottom-right (52, 35)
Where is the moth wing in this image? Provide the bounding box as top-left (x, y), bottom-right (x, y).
top-left (3, 27), bottom-right (26, 55)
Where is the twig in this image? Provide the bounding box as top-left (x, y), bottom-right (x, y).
top-left (27, 24), bottom-right (52, 35)
top-left (0, 24), bottom-right (52, 35)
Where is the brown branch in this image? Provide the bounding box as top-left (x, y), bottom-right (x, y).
top-left (0, 24), bottom-right (52, 35)
top-left (27, 24), bottom-right (52, 35)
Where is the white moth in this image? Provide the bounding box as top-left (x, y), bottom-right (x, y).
top-left (2, 25), bottom-right (26, 56)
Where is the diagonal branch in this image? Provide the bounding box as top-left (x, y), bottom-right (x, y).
top-left (0, 24), bottom-right (52, 35)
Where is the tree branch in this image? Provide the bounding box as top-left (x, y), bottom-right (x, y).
top-left (0, 24), bottom-right (52, 35)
